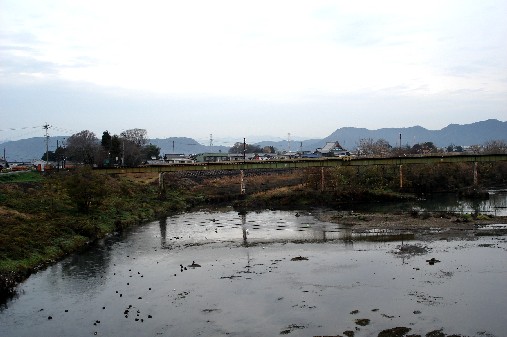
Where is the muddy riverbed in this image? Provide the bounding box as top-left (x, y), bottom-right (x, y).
top-left (1, 208), bottom-right (506, 337)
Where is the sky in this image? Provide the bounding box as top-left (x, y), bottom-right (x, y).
top-left (1, 0), bottom-right (506, 146)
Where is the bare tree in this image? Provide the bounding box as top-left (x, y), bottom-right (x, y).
top-left (120, 128), bottom-right (148, 147)
top-left (119, 128), bottom-right (149, 166)
top-left (357, 138), bottom-right (391, 156)
top-left (483, 140), bottom-right (507, 154)
top-left (66, 130), bottom-right (99, 165)
top-left (468, 144), bottom-right (482, 154)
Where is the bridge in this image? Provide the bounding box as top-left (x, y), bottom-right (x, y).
top-left (96, 153), bottom-right (507, 174)
top-left (96, 153), bottom-right (507, 192)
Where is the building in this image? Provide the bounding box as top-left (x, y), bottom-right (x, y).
top-left (163, 154), bottom-right (194, 164)
top-left (316, 141), bottom-right (350, 157)
top-left (192, 152), bottom-right (261, 163)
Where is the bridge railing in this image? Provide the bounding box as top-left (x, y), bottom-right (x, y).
top-left (94, 153), bottom-right (507, 174)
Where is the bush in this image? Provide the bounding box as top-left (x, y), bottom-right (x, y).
top-left (65, 167), bottom-right (108, 213)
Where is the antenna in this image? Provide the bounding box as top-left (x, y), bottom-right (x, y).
top-left (209, 134), bottom-right (213, 150)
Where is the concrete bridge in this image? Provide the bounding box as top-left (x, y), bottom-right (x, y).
top-left (96, 153), bottom-right (507, 192)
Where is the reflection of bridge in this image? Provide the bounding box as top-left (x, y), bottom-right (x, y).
top-left (95, 154), bottom-right (507, 192)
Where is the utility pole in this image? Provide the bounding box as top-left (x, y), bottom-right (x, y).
top-left (243, 138), bottom-right (246, 161)
top-left (43, 123), bottom-right (51, 165)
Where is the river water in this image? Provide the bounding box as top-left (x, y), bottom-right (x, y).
top-left (1, 193), bottom-right (507, 337)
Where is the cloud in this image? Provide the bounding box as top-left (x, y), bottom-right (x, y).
top-left (1, 0), bottom-right (506, 141)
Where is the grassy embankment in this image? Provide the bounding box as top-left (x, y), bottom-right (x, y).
top-left (0, 170), bottom-right (196, 296)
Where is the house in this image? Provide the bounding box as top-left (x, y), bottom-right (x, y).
top-left (316, 142), bottom-right (350, 157)
top-left (163, 154), bottom-right (194, 164)
top-left (193, 152), bottom-right (260, 163)
top-left (193, 153), bottom-right (232, 163)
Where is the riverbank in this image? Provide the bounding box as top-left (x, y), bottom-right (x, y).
top-left (2, 169), bottom-right (506, 300)
top-left (0, 171), bottom-right (196, 299)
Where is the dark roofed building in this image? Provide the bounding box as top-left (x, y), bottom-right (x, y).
top-left (316, 141), bottom-right (350, 157)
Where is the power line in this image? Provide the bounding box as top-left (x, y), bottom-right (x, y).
top-left (0, 125), bottom-right (41, 132)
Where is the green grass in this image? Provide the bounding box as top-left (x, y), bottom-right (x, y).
top-left (0, 171), bottom-right (42, 183)
top-left (0, 171), bottom-right (190, 284)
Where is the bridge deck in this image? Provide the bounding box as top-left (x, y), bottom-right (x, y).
top-left (95, 154), bottom-right (507, 174)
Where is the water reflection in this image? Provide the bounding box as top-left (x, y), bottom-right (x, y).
top-left (159, 217), bottom-right (167, 247)
top-left (156, 210), bottom-right (355, 249)
top-left (350, 190), bottom-right (507, 216)
top-left (45, 239), bottom-right (114, 296)
top-left (1, 209), bottom-right (506, 337)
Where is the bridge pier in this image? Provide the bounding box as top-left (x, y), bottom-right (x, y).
top-left (321, 167), bottom-right (325, 192)
top-left (159, 172), bottom-right (166, 198)
top-left (473, 161), bottom-right (478, 186)
top-left (240, 170), bottom-right (246, 194)
top-left (399, 165), bottom-right (403, 189)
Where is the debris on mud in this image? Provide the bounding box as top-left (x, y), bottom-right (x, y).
top-left (426, 258), bottom-right (441, 265)
top-left (279, 324), bottom-right (306, 334)
top-left (426, 329), bottom-right (446, 337)
top-left (377, 326), bottom-right (411, 337)
top-left (392, 244), bottom-right (429, 257)
top-left (355, 318), bottom-right (370, 326)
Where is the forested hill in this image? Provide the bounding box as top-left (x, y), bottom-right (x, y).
top-left (258, 119), bottom-right (507, 152)
top-left (323, 119), bottom-right (507, 150)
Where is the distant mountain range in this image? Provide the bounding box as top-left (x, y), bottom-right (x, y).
top-left (1, 119), bottom-right (506, 162)
top-left (258, 119), bottom-right (507, 153)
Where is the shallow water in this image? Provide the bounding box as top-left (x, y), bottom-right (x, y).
top-left (1, 209), bottom-right (506, 337)
top-left (352, 190), bottom-right (507, 216)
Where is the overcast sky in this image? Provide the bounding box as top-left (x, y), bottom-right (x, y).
top-left (1, 0), bottom-right (506, 145)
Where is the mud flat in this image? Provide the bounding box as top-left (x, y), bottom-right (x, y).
top-left (318, 211), bottom-right (507, 240)
top-left (1, 209), bottom-right (506, 337)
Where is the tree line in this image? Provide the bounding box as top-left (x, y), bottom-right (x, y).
top-left (43, 130), bottom-right (507, 167)
top-left (42, 129), bottom-right (160, 167)
top-left (355, 138), bottom-right (507, 156)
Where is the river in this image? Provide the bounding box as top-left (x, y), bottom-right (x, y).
top-left (1, 192), bottom-right (507, 336)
